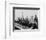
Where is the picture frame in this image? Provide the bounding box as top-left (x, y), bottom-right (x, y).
top-left (5, 1), bottom-right (45, 39)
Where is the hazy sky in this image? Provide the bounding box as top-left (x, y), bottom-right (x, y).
top-left (15, 9), bottom-right (39, 20)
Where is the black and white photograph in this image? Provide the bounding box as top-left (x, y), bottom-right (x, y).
top-left (0, 0), bottom-right (46, 40)
top-left (13, 7), bottom-right (40, 32)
